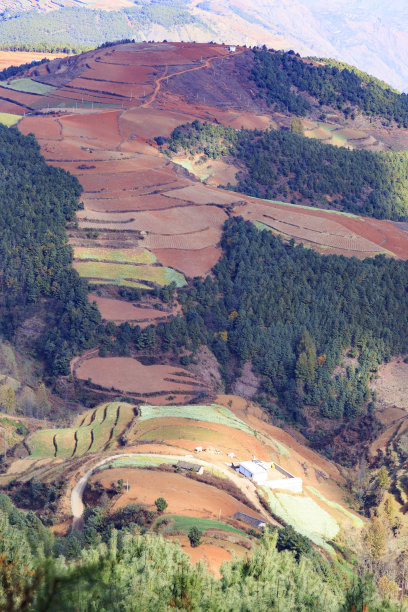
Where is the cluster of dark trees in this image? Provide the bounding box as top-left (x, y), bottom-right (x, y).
top-left (167, 120), bottom-right (408, 220)
top-left (252, 49), bottom-right (408, 126)
top-left (0, 124), bottom-right (100, 376)
top-left (0, 492), bottom-right (401, 611)
top-left (0, 57), bottom-right (48, 81)
top-left (131, 219), bottom-right (408, 425)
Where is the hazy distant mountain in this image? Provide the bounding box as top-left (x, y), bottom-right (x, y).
top-left (1, 0), bottom-right (408, 91)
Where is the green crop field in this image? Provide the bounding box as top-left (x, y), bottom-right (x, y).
top-left (262, 488), bottom-right (339, 548)
top-left (156, 514), bottom-right (247, 536)
top-left (139, 404), bottom-right (254, 434)
top-left (28, 402), bottom-right (135, 459)
top-left (1, 78), bottom-right (56, 94)
top-left (73, 247), bottom-right (156, 265)
top-left (99, 456), bottom-right (175, 470)
top-left (306, 487), bottom-right (364, 528)
top-left (73, 261), bottom-right (186, 288)
top-left (0, 113), bottom-right (20, 127)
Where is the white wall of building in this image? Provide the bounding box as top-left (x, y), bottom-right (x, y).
top-left (266, 477), bottom-right (303, 493)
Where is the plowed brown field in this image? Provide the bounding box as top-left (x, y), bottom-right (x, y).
top-left (75, 356), bottom-right (204, 395)
top-left (94, 468), bottom-right (253, 519)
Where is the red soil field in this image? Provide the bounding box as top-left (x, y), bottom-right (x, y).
top-left (0, 100), bottom-right (25, 115)
top-left (151, 247), bottom-right (221, 277)
top-left (75, 356), bottom-right (202, 394)
top-left (0, 87), bottom-right (44, 107)
top-left (172, 535), bottom-right (232, 578)
top-left (90, 295), bottom-right (177, 325)
top-left (83, 194), bottom-right (191, 213)
top-left (93, 468), bottom-right (254, 519)
top-left (18, 115), bottom-right (62, 140)
top-left (143, 227), bottom-right (222, 251)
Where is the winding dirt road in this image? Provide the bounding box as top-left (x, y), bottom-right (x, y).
top-left (70, 451), bottom-right (275, 529)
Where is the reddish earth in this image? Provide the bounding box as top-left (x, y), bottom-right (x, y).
top-left (75, 356), bottom-right (205, 395)
top-left (151, 247), bottom-right (221, 277)
top-left (170, 535), bottom-right (233, 578)
top-left (90, 295), bottom-right (179, 325)
top-left (93, 468), bottom-right (254, 519)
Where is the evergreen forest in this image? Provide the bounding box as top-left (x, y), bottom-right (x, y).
top-left (0, 493), bottom-right (402, 612)
top-left (0, 2), bottom-right (207, 49)
top-left (110, 219), bottom-right (408, 435)
top-left (167, 120), bottom-right (408, 220)
top-left (251, 49), bottom-right (408, 127)
top-left (0, 124), bottom-right (100, 377)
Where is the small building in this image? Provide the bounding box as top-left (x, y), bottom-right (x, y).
top-left (238, 460), bottom-right (270, 485)
top-left (233, 512), bottom-right (267, 531)
top-left (229, 46), bottom-right (236, 52)
top-left (195, 446), bottom-right (203, 452)
top-left (176, 460), bottom-right (204, 475)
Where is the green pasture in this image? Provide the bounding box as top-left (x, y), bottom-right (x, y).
top-left (74, 261), bottom-right (186, 288)
top-left (139, 404), bottom-right (254, 435)
top-left (0, 113), bottom-right (20, 127)
top-left (1, 78), bottom-right (56, 94)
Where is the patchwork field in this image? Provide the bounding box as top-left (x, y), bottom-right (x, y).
top-left (2, 40), bottom-right (404, 311)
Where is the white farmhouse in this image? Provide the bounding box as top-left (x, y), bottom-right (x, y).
top-left (238, 459), bottom-right (303, 492)
top-left (238, 460), bottom-right (270, 485)
top-left (229, 46), bottom-right (237, 52)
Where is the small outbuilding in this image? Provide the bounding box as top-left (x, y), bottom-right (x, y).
top-left (176, 461), bottom-right (204, 475)
top-left (233, 512), bottom-right (267, 531)
top-left (229, 46), bottom-right (236, 52)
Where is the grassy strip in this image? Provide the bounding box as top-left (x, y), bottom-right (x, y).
top-left (306, 486), bottom-right (364, 528)
top-left (158, 514), bottom-right (247, 536)
top-left (139, 404), bottom-right (254, 435)
top-left (74, 261), bottom-right (186, 288)
top-left (0, 78), bottom-right (56, 94)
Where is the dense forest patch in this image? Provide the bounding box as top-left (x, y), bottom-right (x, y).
top-left (252, 49), bottom-right (408, 126)
top-left (107, 219), bottom-right (408, 437)
top-left (0, 124), bottom-right (100, 376)
top-left (167, 120), bottom-right (408, 220)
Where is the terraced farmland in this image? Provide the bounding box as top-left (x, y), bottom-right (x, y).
top-left (73, 261), bottom-right (186, 288)
top-left (139, 404), bottom-right (254, 434)
top-left (1, 78), bottom-right (57, 95)
top-left (27, 402), bottom-right (135, 459)
top-left (73, 247), bottom-right (156, 265)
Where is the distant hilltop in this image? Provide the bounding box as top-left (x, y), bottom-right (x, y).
top-left (1, 0), bottom-right (408, 91)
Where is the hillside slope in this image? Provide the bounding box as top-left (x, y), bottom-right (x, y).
top-left (2, 0), bottom-right (408, 91)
